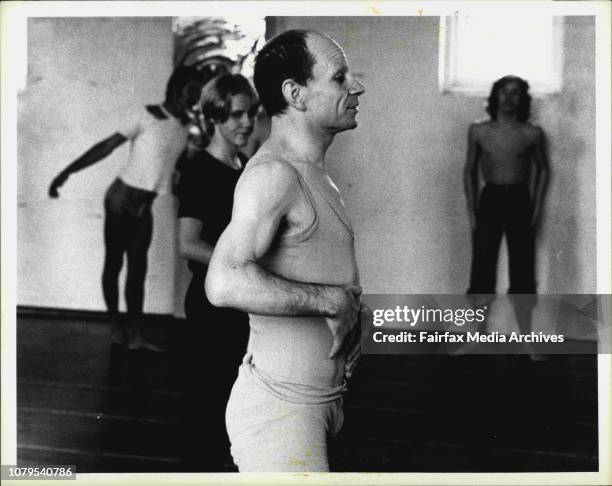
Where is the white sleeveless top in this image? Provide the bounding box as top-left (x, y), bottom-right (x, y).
top-left (117, 106), bottom-right (189, 195)
top-left (244, 157), bottom-right (359, 403)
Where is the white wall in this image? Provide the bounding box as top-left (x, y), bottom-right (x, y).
top-left (18, 18), bottom-right (176, 313)
top-left (16, 16), bottom-right (596, 314)
top-left (271, 16), bottom-right (596, 294)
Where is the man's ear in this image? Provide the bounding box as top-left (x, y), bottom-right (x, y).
top-left (281, 79), bottom-right (306, 111)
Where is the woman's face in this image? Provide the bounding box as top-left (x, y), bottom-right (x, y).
top-left (214, 94), bottom-right (257, 148)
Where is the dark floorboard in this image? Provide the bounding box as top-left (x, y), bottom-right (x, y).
top-left (16, 314), bottom-right (599, 473)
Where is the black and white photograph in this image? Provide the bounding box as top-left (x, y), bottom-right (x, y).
top-left (1, 1), bottom-right (610, 485)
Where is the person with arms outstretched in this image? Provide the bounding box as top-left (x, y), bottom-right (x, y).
top-left (49, 65), bottom-right (204, 351)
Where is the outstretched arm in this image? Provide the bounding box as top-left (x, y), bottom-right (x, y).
top-left (205, 161), bottom-right (361, 358)
top-left (464, 124), bottom-right (481, 230)
top-left (48, 132), bottom-right (127, 198)
top-left (531, 127), bottom-right (550, 226)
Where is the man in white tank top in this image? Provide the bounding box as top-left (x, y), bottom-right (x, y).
top-left (206, 30), bottom-right (367, 472)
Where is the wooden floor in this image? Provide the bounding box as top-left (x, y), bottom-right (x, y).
top-left (16, 312), bottom-right (599, 473)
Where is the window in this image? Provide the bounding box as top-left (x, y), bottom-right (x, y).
top-left (439, 13), bottom-right (564, 96)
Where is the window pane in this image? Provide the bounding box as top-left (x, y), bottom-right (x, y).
top-left (441, 14), bottom-right (562, 95)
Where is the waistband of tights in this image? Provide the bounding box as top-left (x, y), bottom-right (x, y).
top-left (240, 353), bottom-right (347, 405)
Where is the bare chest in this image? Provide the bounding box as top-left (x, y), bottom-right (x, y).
top-left (478, 128), bottom-right (533, 161)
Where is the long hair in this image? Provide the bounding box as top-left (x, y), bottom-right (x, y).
top-left (486, 75), bottom-right (531, 123)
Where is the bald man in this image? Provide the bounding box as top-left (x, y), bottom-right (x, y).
top-left (205, 30), bottom-right (366, 472)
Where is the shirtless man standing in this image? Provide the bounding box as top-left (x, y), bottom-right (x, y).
top-left (465, 75), bottom-right (550, 302)
top-left (205, 29), bottom-right (366, 472)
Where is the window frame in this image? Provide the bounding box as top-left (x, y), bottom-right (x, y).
top-left (438, 15), bottom-right (565, 97)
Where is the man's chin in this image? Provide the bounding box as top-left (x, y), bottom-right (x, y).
top-left (339, 119), bottom-right (359, 131)
top-left (345, 119), bottom-right (358, 130)
top-left (500, 106), bottom-right (518, 114)
top-left (326, 119), bottom-right (359, 134)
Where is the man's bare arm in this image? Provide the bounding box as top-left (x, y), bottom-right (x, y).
top-left (531, 126), bottom-right (550, 226)
top-left (464, 124), bottom-right (481, 230)
top-left (205, 161), bottom-right (361, 358)
top-left (178, 217), bottom-right (215, 264)
top-left (48, 133), bottom-right (128, 198)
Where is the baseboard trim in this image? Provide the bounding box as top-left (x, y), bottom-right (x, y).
top-left (17, 306), bottom-right (177, 323)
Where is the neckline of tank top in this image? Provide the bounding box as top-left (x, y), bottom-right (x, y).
top-left (291, 163), bottom-right (354, 236)
top-left (308, 180), bottom-right (354, 236)
top-left (246, 155), bottom-right (347, 206)
top-left (248, 156), bottom-right (354, 236)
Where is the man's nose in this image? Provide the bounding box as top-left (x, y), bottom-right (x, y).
top-left (350, 77), bottom-right (366, 96)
